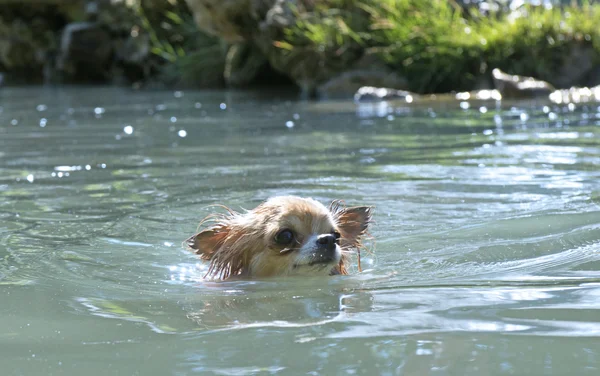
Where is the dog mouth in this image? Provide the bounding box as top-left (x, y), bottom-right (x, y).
top-left (294, 256), bottom-right (336, 269)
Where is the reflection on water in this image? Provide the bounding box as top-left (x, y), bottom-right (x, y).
top-left (1, 87), bottom-right (600, 375)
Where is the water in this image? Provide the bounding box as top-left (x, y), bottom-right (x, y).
top-left (1, 86), bottom-right (600, 375)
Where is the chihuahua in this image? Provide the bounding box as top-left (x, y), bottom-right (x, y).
top-left (184, 196), bottom-right (372, 280)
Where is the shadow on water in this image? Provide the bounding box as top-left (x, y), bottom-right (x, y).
top-left (1, 86), bottom-right (600, 375)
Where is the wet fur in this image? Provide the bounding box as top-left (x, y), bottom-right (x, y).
top-left (184, 196), bottom-right (372, 280)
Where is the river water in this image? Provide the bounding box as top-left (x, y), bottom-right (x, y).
top-left (1, 86), bottom-right (600, 375)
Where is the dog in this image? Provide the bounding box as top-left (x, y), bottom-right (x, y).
top-left (184, 196), bottom-right (372, 280)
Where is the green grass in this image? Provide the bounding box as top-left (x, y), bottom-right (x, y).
top-left (132, 0), bottom-right (226, 87)
top-left (6, 0), bottom-right (596, 91)
top-left (276, 0), bottom-right (600, 93)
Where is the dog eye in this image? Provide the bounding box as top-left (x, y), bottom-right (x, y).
top-left (275, 229), bottom-right (294, 245)
top-left (333, 231), bottom-right (341, 243)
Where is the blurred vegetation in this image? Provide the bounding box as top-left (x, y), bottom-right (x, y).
top-left (276, 0), bottom-right (600, 93)
top-left (131, 0), bottom-right (226, 87)
top-left (0, 0), bottom-right (225, 86)
top-left (1, 0), bottom-right (599, 92)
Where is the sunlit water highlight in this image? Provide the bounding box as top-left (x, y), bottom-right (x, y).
top-left (1, 87), bottom-right (600, 375)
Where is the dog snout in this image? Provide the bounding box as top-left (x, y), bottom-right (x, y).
top-left (316, 234), bottom-right (337, 252)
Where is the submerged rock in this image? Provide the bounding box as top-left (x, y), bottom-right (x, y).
top-left (549, 86), bottom-right (600, 104)
top-left (317, 70), bottom-right (408, 100)
top-left (354, 86), bottom-right (418, 103)
top-left (455, 89), bottom-right (502, 101)
top-left (492, 68), bottom-right (555, 99)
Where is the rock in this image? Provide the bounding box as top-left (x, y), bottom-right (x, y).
top-left (0, 21), bottom-right (45, 82)
top-left (56, 22), bottom-right (114, 82)
top-left (492, 68), bottom-right (555, 99)
top-left (224, 43), bottom-right (269, 87)
top-left (113, 29), bottom-right (152, 83)
top-left (184, 0), bottom-right (256, 43)
top-left (549, 86), bottom-right (600, 104)
top-left (354, 86), bottom-right (418, 103)
top-left (455, 89), bottom-right (502, 101)
top-left (317, 70), bottom-right (408, 100)
top-left (585, 66), bottom-right (600, 88)
top-left (554, 44), bottom-right (595, 88)
top-left (116, 32), bottom-right (149, 65)
top-left (184, 0), bottom-right (360, 95)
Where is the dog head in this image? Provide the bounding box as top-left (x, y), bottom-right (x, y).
top-left (184, 196), bottom-right (371, 279)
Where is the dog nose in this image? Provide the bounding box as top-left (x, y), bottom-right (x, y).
top-left (316, 234), bottom-right (336, 251)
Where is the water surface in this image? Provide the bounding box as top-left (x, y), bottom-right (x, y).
top-left (1, 86), bottom-right (600, 375)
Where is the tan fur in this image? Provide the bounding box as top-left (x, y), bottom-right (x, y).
top-left (183, 196), bottom-right (372, 280)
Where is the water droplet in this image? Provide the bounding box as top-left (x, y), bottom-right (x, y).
top-left (100, 164), bottom-right (106, 169)
top-left (11, 119), bottom-right (18, 126)
top-left (85, 165), bottom-right (91, 170)
top-left (178, 130), bottom-right (187, 137)
top-left (483, 129), bottom-right (493, 135)
top-left (36, 104), bottom-right (47, 112)
top-left (94, 107), bottom-right (105, 115)
top-left (293, 113), bottom-right (300, 120)
top-left (170, 116), bottom-right (177, 123)
top-left (26, 174), bottom-right (34, 183)
top-left (174, 91), bottom-right (183, 98)
top-left (39, 118), bottom-right (47, 127)
top-left (156, 104), bottom-right (167, 111)
top-left (220, 103), bottom-right (227, 110)
top-left (460, 102), bottom-right (470, 110)
top-left (57, 172), bottom-right (64, 178)
top-left (548, 112), bottom-right (558, 120)
top-left (285, 121), bottom-right (294, 129)
top-left (520, 113), bottom-right (529, 121)
top-left (123, 125), bottom-right (133, 134)
top-left (194, 102), bottom-right (202, 109)
top-left (542, 106), bottom-right (550, 113)
top-left (479, 106), bottom-right (488, 114)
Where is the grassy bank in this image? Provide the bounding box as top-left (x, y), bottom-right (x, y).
top-left (2, 0), bottom-right (599, 92)
top-left (275, 0), bottom-right (600, 93)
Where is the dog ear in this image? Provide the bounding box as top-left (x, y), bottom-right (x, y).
top-left (184, 223), bottom-right (249, 279)
top-left (184, 224), bottom-right (230, 261)
top-left (334, 206), bottom-right (372, 245)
